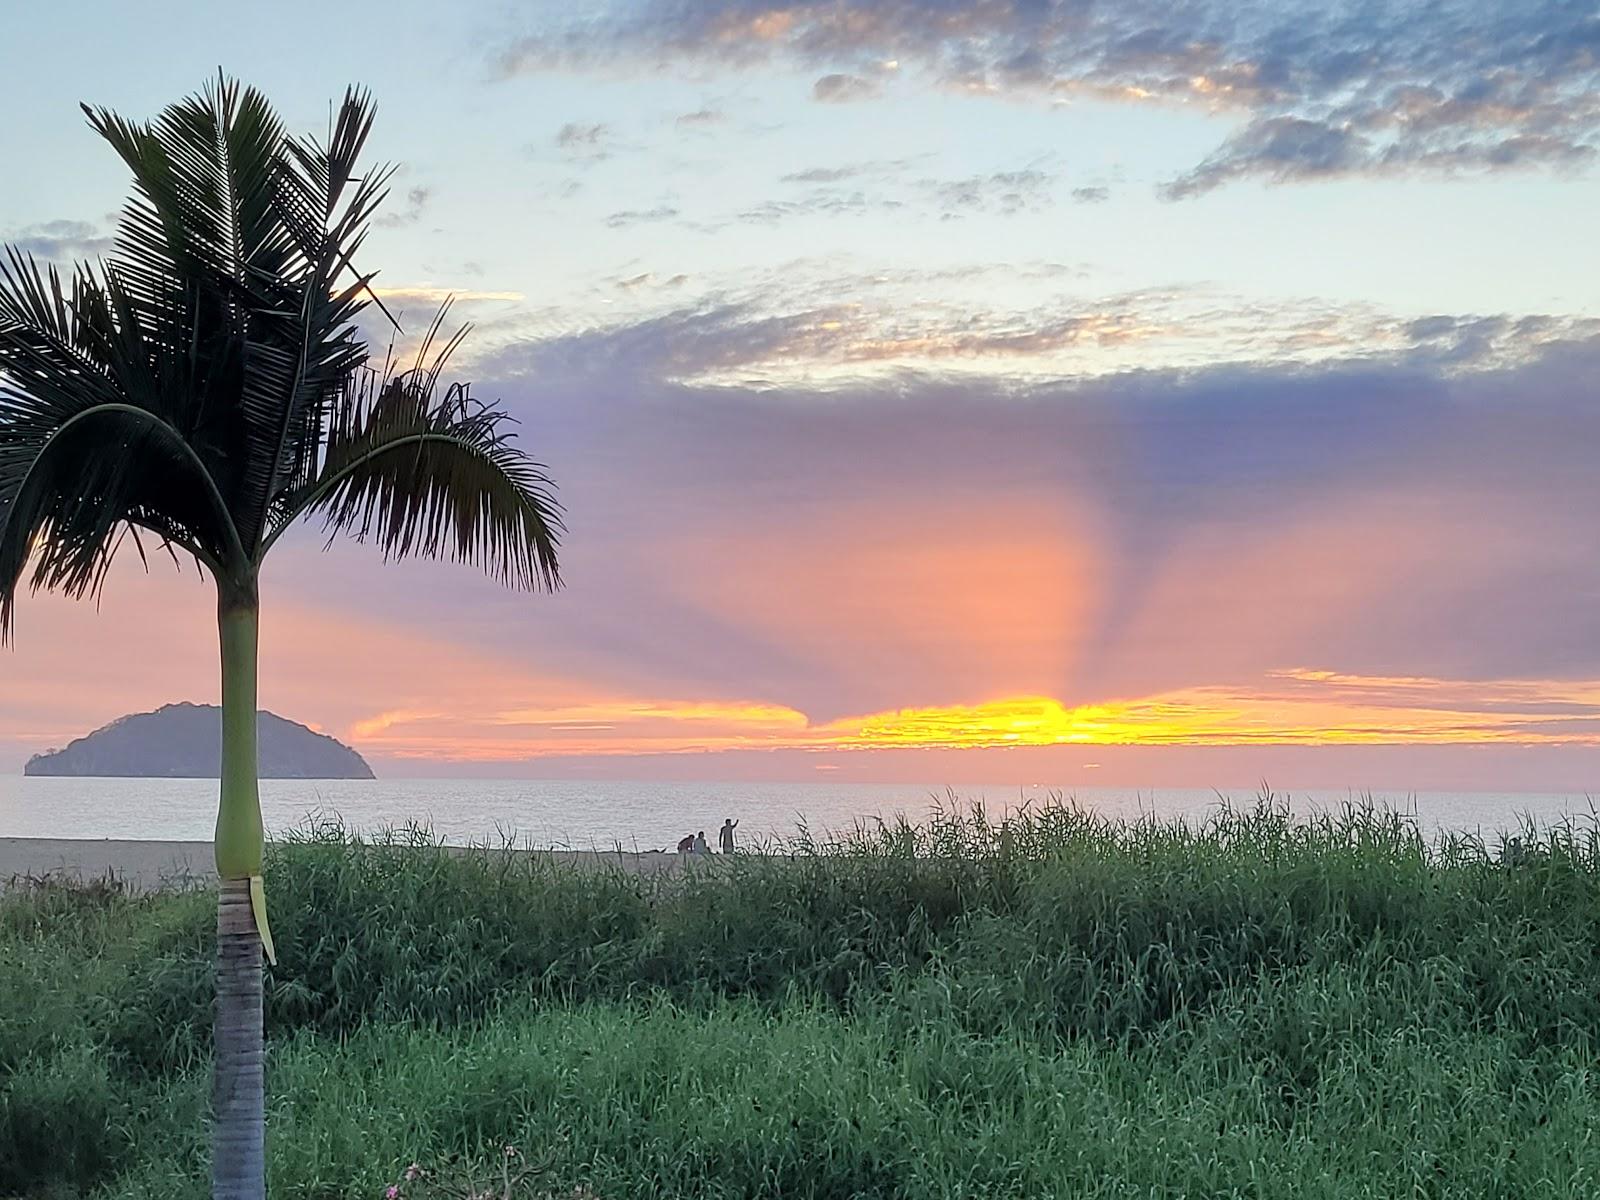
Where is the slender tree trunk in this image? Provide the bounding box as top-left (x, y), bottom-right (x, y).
top-left (213, 590), bottom-right (265, 1200)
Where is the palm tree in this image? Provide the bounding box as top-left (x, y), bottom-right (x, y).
top-left (0, 78), bottom-right (562, 1199)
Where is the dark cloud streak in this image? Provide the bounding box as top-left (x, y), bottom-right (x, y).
top-left (812, 72), bottom-right (880, 102)
top-left (605, 205), bottom-right (681, 228)
top-left (376, 186), bottom-right (432, 229)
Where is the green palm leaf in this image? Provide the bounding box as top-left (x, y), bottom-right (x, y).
top-left (276, 313), bottom-right (563, 591)
top-left (1, 76), bottom-right (560, 624)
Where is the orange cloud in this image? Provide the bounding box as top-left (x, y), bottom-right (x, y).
top-left (348, 709), bottom-right (447, 739)
top-left (825, 683), bottom-right (1600, 750)
top-left (638, 493), bottom-right (1109, 712)
top-left (10, 511), bottom-right (1600, 775)
top-left (346, 669), bottom-right (1600, 762)
top-left (812, 675), bottom-right (1600, 751)
top-left (349, 698), bottom-right (812, 760)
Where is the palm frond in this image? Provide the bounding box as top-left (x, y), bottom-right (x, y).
top-left (2, 76), bottom-right (564, 638)
top-left (274, 326), bottom-right (563, 591)
top-left (0, 250), bottom-right (244, 636)
top-left (82, 77), bottom-right (384, 553)
top-left (243, 86), bottom-right (396, 546)
top-left (0, 404), bottom-right (222, 637)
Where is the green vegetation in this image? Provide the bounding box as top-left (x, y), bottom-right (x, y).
top-left (4, 799), bottom-right (1600, 1198)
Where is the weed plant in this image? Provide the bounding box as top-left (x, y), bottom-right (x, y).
top-left (4, 797), bottom-right (1598, 1197)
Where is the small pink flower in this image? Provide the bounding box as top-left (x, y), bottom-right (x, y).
top-left (404, 1164), bottom-right (423, 1181)
top-left (504, 1144), bottom-right (519, 1158)
top-left (384, 1187), bottom-right (400, 1200)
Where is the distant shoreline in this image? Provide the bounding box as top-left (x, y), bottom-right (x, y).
top-left (0, 837), bottom-right (691, 892)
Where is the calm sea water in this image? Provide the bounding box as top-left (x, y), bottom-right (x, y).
top-left (0, 777), bottom-right (1593, 849)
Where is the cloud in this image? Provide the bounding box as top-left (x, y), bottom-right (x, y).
top-left (615, 271), bottom-right (690, 291)
top-left (502, 298), bottom-right (1080, 381)
top-left (605, 205), bottom-right (681, 229)
top-left (369, 286), bottom-right (525, 305)
top-left (707, 158), bottom-right (1060, 228)
top-left (11, 288), bottom-right (1600, 780)
top-left (819, 673), bottom-right (1600, 749)
top-left (732, 191), bottom-right (899, 224)
top-left (553, 121), bottom-right (618, 164)
top-left (444, 310), bottom-right (1600, 732)
top-left (341, 668), bottom-right (1600, 761)
top-left (556, 121), bottom-right (610, 149)
top-left (778, 157), bottom-right (921, 183)
top-left (5, 219), bottom-right (114, 263)
top-left (812, 72), bottom-right (880, 102)
top-left (541, 178), bottom-right (586, 202)
top-left (708, 157), bottom-right (929, 226)
top-left (931, 168), bottom-right (1055, 216)
top-left (483, 286), bottom-right (1598, 387)
top-left (494, 1), bottom-right (1600, 193)
top-left (781, 164), bottom-right (868, 184)
top-left (376, 186), bottom-right (432, 229)
top-left (1162, 117), bottom-right (1371, 198)
top-left (676, 108), bottom-right (726, 125)
top-left (1401, 314), bottom-right (1600, 369)
top-left (1070, 185), bottom-right (1110, 203)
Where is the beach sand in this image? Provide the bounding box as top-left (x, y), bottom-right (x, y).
top-left (0, 838), bottom-right (690, 892)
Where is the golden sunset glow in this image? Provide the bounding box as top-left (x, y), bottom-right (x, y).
top-left (338, 670), bottom-right (1600, 762)
top-left (820, 674), bottom-right (1600, 750)
top-left (14, 547), bottom-right (1600, 776)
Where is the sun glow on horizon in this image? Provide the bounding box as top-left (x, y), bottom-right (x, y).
top-left (343, 670), bottom-right (1600, 762)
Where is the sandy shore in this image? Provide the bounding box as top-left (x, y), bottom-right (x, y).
top-left (0, 838), bottom-right (691, 892)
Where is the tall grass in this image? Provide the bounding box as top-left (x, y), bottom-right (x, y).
top-left (4, 797), bottom-right (1599, 1197)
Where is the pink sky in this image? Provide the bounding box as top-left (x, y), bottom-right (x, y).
top-left (5, 4), bottom-right (1600, 788)
top-left (7, 343), bottom-right (1600, 789)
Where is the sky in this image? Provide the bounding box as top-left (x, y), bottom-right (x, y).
top-left (3, 0), bottom-right (1600, 789)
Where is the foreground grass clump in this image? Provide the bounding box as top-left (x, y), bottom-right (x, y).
top-left (4, 799), bottom-right (1600, 1198)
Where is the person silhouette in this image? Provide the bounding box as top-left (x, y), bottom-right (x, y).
top-left (692, 830), bottom-right (709, 855)
top-left (719, 818), bottom-right (739, 854)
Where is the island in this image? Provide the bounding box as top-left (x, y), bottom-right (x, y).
top-left (23, 702), bottom-right (374, 779)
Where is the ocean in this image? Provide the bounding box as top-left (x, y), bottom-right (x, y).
top-left (0, 776), bottom-right (1594, 849)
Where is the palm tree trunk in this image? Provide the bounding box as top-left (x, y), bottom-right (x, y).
top-left (213, 593), bottom-right (265, 1200)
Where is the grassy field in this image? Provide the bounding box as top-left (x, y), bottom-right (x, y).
top-left (3, 799), bottom-right (1599, 1198)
